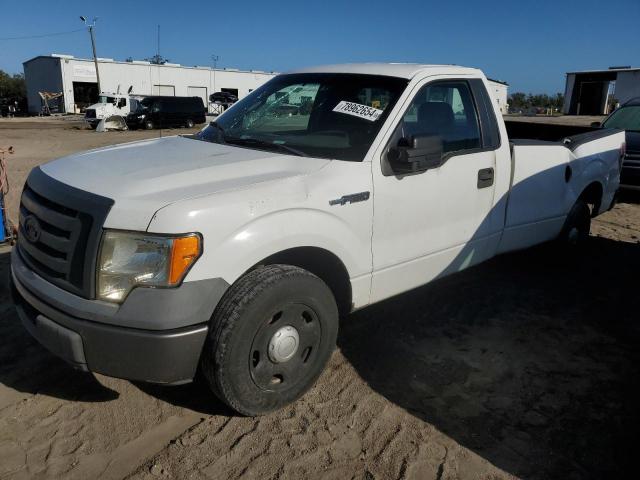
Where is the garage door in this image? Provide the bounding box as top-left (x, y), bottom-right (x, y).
top-left (188, 86), bottom-right (208, 111)
top-left (153, 85), bottom-right (175, 96)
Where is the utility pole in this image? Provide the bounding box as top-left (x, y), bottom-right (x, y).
top-left (80, 16), bottom-right (101, 93)
top-left (211, 54), bottom-right (219, 93)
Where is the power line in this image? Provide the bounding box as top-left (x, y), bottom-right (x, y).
top-left (0, 28), bottom-right (84, 41)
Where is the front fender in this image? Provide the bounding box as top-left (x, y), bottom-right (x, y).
top-left (147, 160), bottom-right (374, 307)
top-left (147, 198), bottom-right (372, 306)
top-left (201, 207), bottom-right (370, 284)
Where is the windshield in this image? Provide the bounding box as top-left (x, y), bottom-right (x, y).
top-left (98, 95), bottom-right (117, 104)
top-left (603, 105), bottom-right (640, 131)
top-left (132, 98), bottom-right (153, 112)
top-left (194, 73), bottom-right (407, 161)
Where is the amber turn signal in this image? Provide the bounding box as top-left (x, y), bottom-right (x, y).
top-left (169, 235), bottom-right (202, 285)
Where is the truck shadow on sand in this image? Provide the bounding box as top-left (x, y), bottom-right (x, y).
top-left (1, 232), bottom-right (638, 476)
top-left (339, 236), bottom-right (639, 479)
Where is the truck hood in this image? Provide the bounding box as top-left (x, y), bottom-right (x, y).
top-left (40, 136), bottom-right (330, 230)
top-left (86, 103), bottom-right (109, 112)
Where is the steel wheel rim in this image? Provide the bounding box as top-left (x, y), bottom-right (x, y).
top-left (249, 302), bottom-right (322, 391)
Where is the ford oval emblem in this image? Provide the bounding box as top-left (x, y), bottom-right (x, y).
top-left (23, 215), bottom-right (42, 243)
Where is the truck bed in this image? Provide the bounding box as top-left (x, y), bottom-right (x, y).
top-left (497, 128), bottom-right (625, 253)
top-left (504, 119), bottom-right (596, 142)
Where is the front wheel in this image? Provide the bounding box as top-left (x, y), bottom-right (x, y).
top-left (144, 119), bottom-right (154, 130)
top-left (201, 265), bottom-right (338, 416)
top-left (186, 118), bottom-right (195, 128)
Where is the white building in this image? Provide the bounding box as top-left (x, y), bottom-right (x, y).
top-left (487, 78), bottom-right (509, 114)
top-left (563, 66), bottom-right (640, 115)
top-left (24, 54), bottom-right (510, 117)
top-left (23, 54), bottom-right (276, 114)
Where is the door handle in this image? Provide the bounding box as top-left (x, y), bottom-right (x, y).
top-left (477, 168), bottom-right (494, 189)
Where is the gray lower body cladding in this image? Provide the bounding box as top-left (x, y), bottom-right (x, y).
top-left (11, 249), bottom-right (230, 384)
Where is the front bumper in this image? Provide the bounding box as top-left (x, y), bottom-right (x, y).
top-left (125, 116), bottom-right (145, 127)
top-left (11, 249), bottom-right (229, 384)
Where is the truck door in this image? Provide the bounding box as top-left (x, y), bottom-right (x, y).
top-left (116, 97), bottom-right (127, 115)
top-left (371, 78), bottom-right (499, 302)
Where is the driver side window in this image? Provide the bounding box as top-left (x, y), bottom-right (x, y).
top-left (399, 81), bottom-right (481, 155)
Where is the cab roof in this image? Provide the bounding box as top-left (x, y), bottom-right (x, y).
top-left (287, 63), bottom-right (483, 79)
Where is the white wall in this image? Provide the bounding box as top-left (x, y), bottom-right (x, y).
top-left (488, 81), bottom-right (509, 114)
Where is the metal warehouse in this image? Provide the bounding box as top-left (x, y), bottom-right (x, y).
top-left (563, 66), bottom-right (640, 115)
top-left (23, 54), bottom-right (276, 114)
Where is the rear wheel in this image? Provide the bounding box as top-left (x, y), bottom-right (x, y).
top-left (201, 265), bottom-right (338, 416)
top-left (557, 200), bottom-right (591, 249)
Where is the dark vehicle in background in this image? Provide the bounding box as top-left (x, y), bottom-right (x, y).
top-left (210, 91), bottom-right (238, 110)
top-left (0, 98), bottom-right (23, 117)
top-left (126, 96), bottom-right (206, 130)
top-left (593, 98), bottom-right (640, 190)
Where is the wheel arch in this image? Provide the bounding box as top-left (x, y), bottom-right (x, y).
top-left (250, 246), bottom-right (353, 316)
top-left (578, 181), bottom-right (603, 216)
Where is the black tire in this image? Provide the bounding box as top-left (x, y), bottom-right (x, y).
top-left (144, 119), bottom-right (154, 130)
top-left (201, 264), bottom-right (338, 416)
top-left (186, 118), bottom-right (195, 128)
top-left (557, 200), bottom-right (591, 249)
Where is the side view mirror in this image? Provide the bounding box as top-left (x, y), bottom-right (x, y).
top-left (387, 135), bottom-right (443, 172)
top-left (590, 121), bottom-right (601, 128)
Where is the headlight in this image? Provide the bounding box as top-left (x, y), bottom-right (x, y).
top-left (97, 230), bottom-right (202, 303)
top-left (137, 114), bottom-right (146, 118)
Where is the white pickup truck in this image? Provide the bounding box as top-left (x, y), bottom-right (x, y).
top-left (11, 64), bottom-right (625, 415)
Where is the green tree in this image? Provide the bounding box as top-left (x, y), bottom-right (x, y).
top-left (0, 70), bottom-right (26, 100)
top-left (508, 91), bottom-right (564, 111)
top-left (509, 92), bottom-right (528, 109)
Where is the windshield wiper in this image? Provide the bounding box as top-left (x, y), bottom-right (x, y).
top-left (224, 136), bottom-right (308, 157)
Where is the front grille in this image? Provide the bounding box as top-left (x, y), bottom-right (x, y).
top-left (17, 168), bottom-right (113, 298)
top-left (85, 109), bottom-right (96, 119)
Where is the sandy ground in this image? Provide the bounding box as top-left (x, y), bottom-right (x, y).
top-left (0, 118), bottom-right (638, 479)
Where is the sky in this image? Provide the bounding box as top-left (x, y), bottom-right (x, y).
top-left (0, 0), bottom-right (638, 94)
